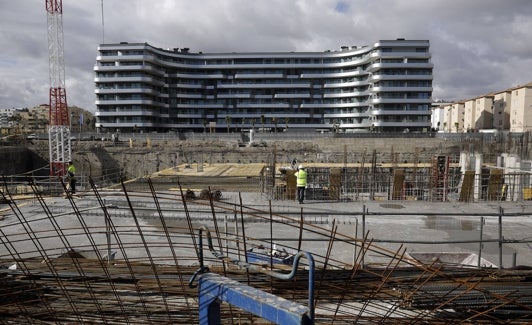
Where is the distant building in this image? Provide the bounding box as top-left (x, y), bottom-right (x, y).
top-left (94, 39), bottom-right (434, 133)
top-left (0, 108), bottom-right (17, 128)
top-left (439, 81), bottom-right (532, 133)
top-left (442, 102), bottom-right (465, 133)
top-left (431, 101), bottom-right (452, 131)
top-left (509, 83), bottom-right (532, 132)
top-left (473, 95), bottom-right (494, 130)
top-left (493, 90), bottom-right (511, 130)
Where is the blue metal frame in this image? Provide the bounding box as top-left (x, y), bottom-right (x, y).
top-left (199, 273), bottom-right (312, 325)
top-left (191, 226), bottom-right (315, 325)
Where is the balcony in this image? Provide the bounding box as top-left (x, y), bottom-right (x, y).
top-left (370, 97), bottom-right (432, 104)
top-left (274, 93), bottom-right (311, 99)
top-left (371, 86), bottom-right (432, 92)
top-left (323, 91), bottom-right (369, 98)
top-left (372, 121), bottom-right (431, 127)
top-left (368, 74), bottom-right (433, 82)
top-left (95, 109), bottom-right (159, 117)
top-left (234, 73), bottom-right (284, 79)
top-left (217, 83), bottom-right (311, 89)
top-left (217, 93), bottom-right (252, 99)
top-left (95, 88), bottom-right (159, 95)
top-left (95, 99), bottom-right (168, 107)
top-left (94, 76), bottom-right (165, 86)
top-left (301, 70), bottom-right (366, 78)
top-left (370, 109), bottom-right (431, 116)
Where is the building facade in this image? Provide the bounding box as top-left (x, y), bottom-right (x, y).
top-left (0, 108), bottom-right (16, 128)
top-left (94, 39), bottom-right (433, 133)
top-left (463, 99), bottom-right (476, 132)
top-left (437, 81), bottom-right (532, 133)
top-left (442, 102), bottom-right (465, 133)
top-left (510, 83), bottom-right (532, 132)
top-left (462, 95), bottom-right (495, 132)
top-left (493, 90), bottom-right (511, 130)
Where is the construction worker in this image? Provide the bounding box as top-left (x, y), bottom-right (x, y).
top-left (295, 165), bottom-right (307, 204)
top-left (67, 161), bottom-right (76, 194)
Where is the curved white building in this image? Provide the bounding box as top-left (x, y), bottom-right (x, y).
top-left (94, 39), bottom-right (433, 133)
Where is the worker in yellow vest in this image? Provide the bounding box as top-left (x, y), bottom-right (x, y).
top-left (295, 165), bottom-right (307, 204)
top-left (67, 161), bottom-right (76, 194)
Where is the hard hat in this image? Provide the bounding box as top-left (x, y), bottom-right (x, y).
top-left (298, 165), bottom-right (304, 169)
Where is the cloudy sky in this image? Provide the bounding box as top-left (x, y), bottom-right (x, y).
top-left (1, 0), bottom-right (531, 112)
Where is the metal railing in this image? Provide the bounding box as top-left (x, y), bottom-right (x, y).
top-left (1, 168), bottom-right (122, 196)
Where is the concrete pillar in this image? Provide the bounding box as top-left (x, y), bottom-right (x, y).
top-left (474, 153), bottom-right (483, 200)
top-left (504, 154), bottom-right (522, 201)
top-left (460, 152), bottom-right (470, 173)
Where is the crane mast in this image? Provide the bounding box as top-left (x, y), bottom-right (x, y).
top-left (46, 0), bottom-right (71, 176)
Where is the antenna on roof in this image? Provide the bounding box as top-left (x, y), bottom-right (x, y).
top-left (100, 0), bottom-right (105, 43)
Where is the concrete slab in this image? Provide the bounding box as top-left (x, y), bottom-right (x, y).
top-left (156, 163), bottom-right (266, 177)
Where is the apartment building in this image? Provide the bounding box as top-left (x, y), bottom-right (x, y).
top-left (0, 108), bottom-right (16, 127)
top-left (442, 102), bottom-right (465, 132)
top-left (463, 99), bottom-right (475, 132)
top-left (94, 39), bottom-right (433, 133)
top-left (493, 90), bottom-right (511, 130)
top-left (510, 82), bottom-right (532, 132)
top-left (430, 102), bottom-right (446, 131)
top-left (474, 95), bottom-right (494, 130)
top-left (438, 82), bottom-right (532, 133)
top-left (463, 95), bottom-right (494, 131)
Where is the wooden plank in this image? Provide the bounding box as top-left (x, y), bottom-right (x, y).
top-left (459, 170), bottom-right (475, 202)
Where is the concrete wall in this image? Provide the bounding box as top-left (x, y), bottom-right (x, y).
top-left (4, 135), bottom-right (530, 183)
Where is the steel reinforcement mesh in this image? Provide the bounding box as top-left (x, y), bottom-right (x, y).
top-left (0, 179), bottom-right (531, 323)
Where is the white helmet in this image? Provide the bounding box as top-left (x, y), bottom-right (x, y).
top-left (298, 165), bottom-right (304, 169)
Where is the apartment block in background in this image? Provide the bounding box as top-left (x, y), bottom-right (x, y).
top-left (436, 81), bottom-right (531, 133)
top-left (492, 90), bottom-right (511, 130)
top-left (510, 82), bottom-right (532, 132)
top-left (94, 39), bottom-right (433, 133)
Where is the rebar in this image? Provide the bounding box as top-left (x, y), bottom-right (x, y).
top-left (0, 178), bottom-right (531, 323)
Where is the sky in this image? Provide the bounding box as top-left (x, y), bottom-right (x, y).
top-left (1, 0), bottom-right (531, 112)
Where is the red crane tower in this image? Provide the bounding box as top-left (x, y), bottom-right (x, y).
top-left (46, 0), bottom-right (71, 176)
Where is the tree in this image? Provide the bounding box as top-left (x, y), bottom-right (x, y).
top-left (260, 115), bottom-right (265, 132)
top-left (272, 117), bottom-right (278, 133)
top-left (89, 117), bottom-right (96, 130)
top-left (203, 119), bottom-right (207, 133)
top-left (225, 115), bottom-right (232, 133)
top-left (251, 118), bottom-right (256, 131)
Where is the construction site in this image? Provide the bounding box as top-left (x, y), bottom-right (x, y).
top-left (0, 0), bottom-right (529, 323)
top-left (1, 132), bottom-right (532, 324)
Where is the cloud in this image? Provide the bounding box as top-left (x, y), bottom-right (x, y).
top-left (0, 0), bottom-right (531, 111)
